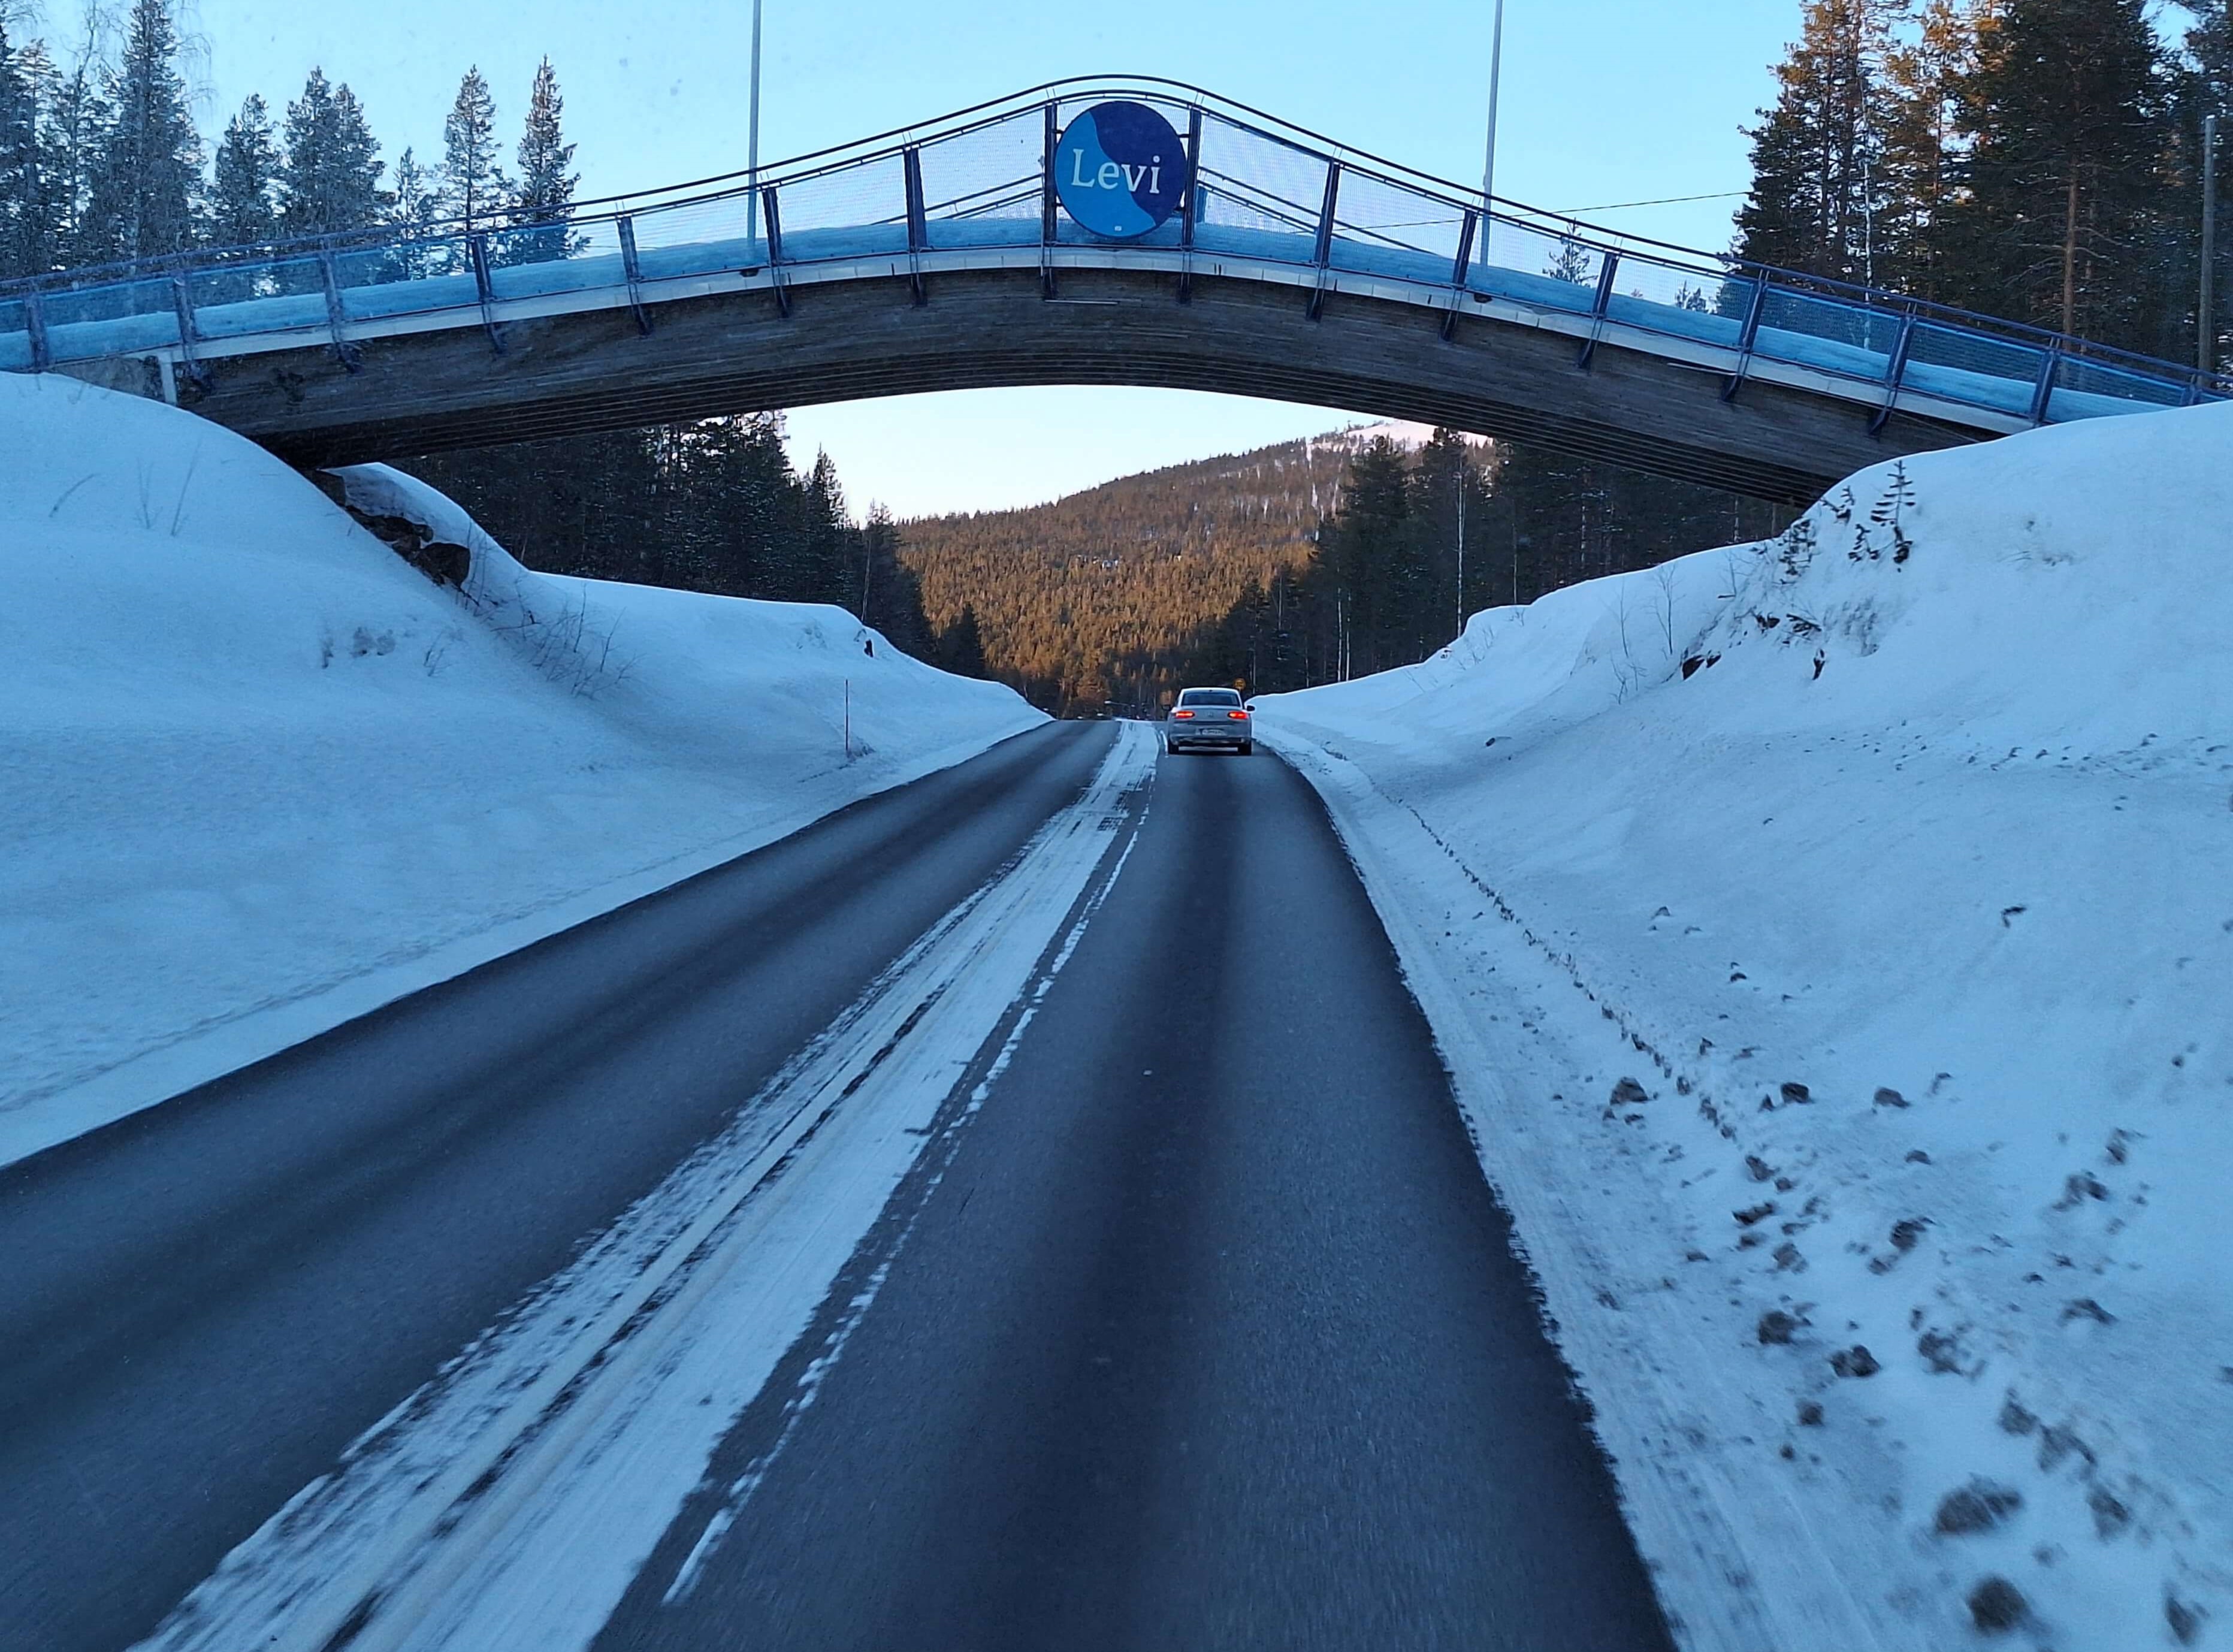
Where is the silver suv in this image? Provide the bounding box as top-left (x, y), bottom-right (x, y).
top-left (1164, 687), bottom-right (1253, 756)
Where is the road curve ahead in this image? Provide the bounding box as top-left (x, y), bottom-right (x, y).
top-left (596, 740), bottom-right (1674, 1651)
top-left (0, 721), bottom-right (1673, 1651)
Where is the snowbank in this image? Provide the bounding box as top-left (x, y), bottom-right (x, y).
top-left (0, 374), bottom-right (1042, 1167)
top-left (1258, 403), bottom-right (2233, 1651)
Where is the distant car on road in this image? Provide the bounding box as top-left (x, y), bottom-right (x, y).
top-left (1164, 687), bottom-right (1253, 756)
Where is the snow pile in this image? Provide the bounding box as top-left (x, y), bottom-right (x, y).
top-left (1258, 403), bottom-right (2233, 1651)
top-left (0, 375), bottom-right (1041, 1166)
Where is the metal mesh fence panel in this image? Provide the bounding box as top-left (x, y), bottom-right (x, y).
top-left (918, 111), bottom-right (1041, 222)
top-left (1187, 114), bottom-right (1326, 248)
top-left (626, 188), bottom-right (763, 277)
top-left (1602, 253), bottom-right (1745, 348)
top-left (2052, 354), bottom-right (2191, 414)
top-left (40, 274), bottom-right (179, 362)
top-left (0, 297), bottom-right (28, 369)
top-left (1755, 287), bottom-right (1899, 380)
top-left (766, 154), bottom-right (908, 262)
top-left (1473, 218), bottom-right (1603, 313)
top-left (1326, 170), bottom-right (1463, 285)
top-left (1903, 322), bottom-right (2044, 415)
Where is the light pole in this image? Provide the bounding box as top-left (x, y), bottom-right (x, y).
top-left (2203, 111), bottom-right (2219, 377)
top-left (1475, 0), bottom-right (1505, 270)
top-left (746, 0), bottom-right (765, 249)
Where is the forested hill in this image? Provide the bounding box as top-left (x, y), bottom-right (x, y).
top-left (897, 431), bottom-right (1379, 714)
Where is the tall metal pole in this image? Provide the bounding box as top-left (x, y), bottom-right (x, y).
top-left (2202, 111), bottom-right (2219, 377)
top-left (1474, 0), bottom-right (1505, 272)
top-left (747, 0), bottom-right (765, 249)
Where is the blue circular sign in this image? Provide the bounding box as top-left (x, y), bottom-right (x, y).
top-left (1054, 101), bottom-right (1189, 239)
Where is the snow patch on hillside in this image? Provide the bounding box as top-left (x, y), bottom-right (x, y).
top-left (1258, 403), bottom-right (2233, 1651)
top-left (0, 375), bottom-right (1043, 1167)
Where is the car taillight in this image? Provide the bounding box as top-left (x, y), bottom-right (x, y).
top-left (1173, 709), bottom-right (1195, 718)
top-left (1228, 709), bottom-right (1248, 720)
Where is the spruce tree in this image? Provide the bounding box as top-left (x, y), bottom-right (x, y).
top-left (0, 13), bottom-right (44, 278)
top-left (39, 11), bottom-right (111, 270)
top-left (385, 146), bottom-right (440, 274)
top-left (510, 56), bottom-right (577, 262)
top-left (798, 449), bottom-right (855, 607)
top-left (209, 94), bottom-right (280, 247)
top-left (439, 67), bottom-right (510, 233)
top-left (1951, 0), bottom-right (2170, 344)
top-left (938, 605), bottom-right (988, 678)
top-left (83, 0), bottom-right (199, 261)
top-left (279, 69), bottom-right (384, 237)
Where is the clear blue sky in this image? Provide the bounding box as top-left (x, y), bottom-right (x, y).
top-left (180, 0), bottom-right (1804, 516)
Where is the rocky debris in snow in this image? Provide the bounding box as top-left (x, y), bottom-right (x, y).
top-left (1999, 1395), bottom-right (2038, 1435)
top-left (1829, 1345), bottom-right (1881, 1378)
top-left (2105, 1128), bottom-right (2135, 1165)
top-left (1757, 1310), bottom-right (1802, 1345)
top-left (1935, 1480), bottom-right (2024, 1535)
top-left (1745, 1155), bottom-right (1774, 1182)
top-left (2167, 1593), bottom-right (2207, 1645)
top-left (1905, 1149), bottom-right (1931, 1164)
top-left (1874, 1086), bottom-right (1909, 1108)
top-left (2054, 1171), bottom-right (2110, 1209)
top-left (2087, 1484), bottom-right (2131, 1538)
top-left (1735, 1201), bottom-right (1779, 1227)
top-left (1773, 1242), bottom-right (1807, 1273)
top-left (1967, 1576), bottom-right (2028, 1634)
top-left (1797, 1399), bottom-right (1824, 1426)
top-left (1917, 1325), bottom-right (1977, 1375)
top-left (2038, 1423), bottom-right (2096, 1473)
top-left (1779, 1081), bottom-right (1812, 1105)
top-left (1610, 1077), bottom-right (1649, 1107)
top-left (2060, 1297), bottom-right (2114, 1325)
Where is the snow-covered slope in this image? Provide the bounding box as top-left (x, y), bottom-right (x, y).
top-left (1258, 403), bottom-right (2233, 1651)
top-left (0, 375), bottom-right (1043, 1166)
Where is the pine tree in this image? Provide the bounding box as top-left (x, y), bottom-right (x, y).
top-left (1877, 0), bottom-right (1984, 298)
top-left (279, 69), bottom-right (385, 237)
top-left (509, 56), bottom-right (577, 262)
top-left (439, 67), bottom-right (509, 233)
top-left (1736, 0), bottom-right (1899, 285)
top-left (209, 94), bottom-right (280, 247)
top-left (1950, 0), bottom-right (2171, 344)
top-left (83, 0), bottom-right (200, 261)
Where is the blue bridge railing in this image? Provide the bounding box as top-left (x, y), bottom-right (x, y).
top-left (2, 77), bottom-right (2225, 430)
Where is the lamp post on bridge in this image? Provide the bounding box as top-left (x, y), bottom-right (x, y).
top-left (746, 0), bottom-right (765, 249)
top-left (1475, 0), bottom-right (1506, 270)
top-left (2202, 111), bottom-right (2219, 378)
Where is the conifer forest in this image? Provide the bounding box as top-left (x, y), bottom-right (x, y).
top-left (2, 0), bottom-right (2226, 709)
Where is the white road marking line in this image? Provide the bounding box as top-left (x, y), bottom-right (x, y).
top-left (135, 722), bottom-right (1158, 1652)
top-left (660, 771), bottom-right (1155, 1607)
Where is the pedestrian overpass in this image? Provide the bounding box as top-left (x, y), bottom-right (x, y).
top-left (3, 78), bottom-right (2223, 504)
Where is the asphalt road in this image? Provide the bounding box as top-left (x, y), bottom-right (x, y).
top-left (0, 721), bottom-right (1673, 1651)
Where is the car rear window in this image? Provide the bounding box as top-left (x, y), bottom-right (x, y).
top-left (1178, 689), bottom-right (1242, 708)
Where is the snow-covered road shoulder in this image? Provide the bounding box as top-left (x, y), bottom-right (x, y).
top-left (0, 375), bottom-right (1043, 1167)
top-left (1258, 402), bottom-right (2233, 1651)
